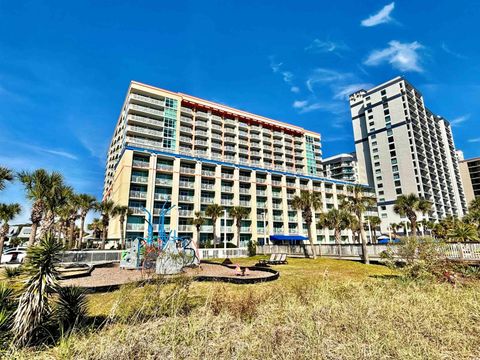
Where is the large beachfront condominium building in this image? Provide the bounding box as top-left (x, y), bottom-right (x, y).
top-left (323, 153), bottom-right (359, 183)
top-left (350, 77), bottom-right (467, 232)
top-left (104, 81), bottom-right (362, 246)
top-left (458, 154), bottom-right (480, 205)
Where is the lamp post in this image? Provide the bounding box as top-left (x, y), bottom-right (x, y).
top-left (262, 209), bottom-right (267, 246)
top-left (176, 206), bottom-right (182, 235)
top-left (367, 218), bottom-right (373, 244)
top-left (223, 208), bottom-right (227, 254)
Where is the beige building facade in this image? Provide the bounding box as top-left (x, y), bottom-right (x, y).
top-left (104, 81), bottom-right (367, 246)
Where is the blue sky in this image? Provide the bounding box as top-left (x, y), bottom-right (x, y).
top-left (1, 1), bottom-right (479, 222)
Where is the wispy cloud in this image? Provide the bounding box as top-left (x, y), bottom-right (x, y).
top-left (269, 56), bottom-right (300, 93)
top-left (12, 141), bottom-right (79, 161)
top-left (364, 40), bottom-right (424, 72)
top-left (305, 39), bottom-right (348, 56)
top-left (306, 68), bottom-right (353, 93)
top-left (292, 99), bottom-right (344, 114)
top-left (333, 83), bottom-right (373, 100)
top-left (468, 137), bottom-right (480, 143)
top-left (441, 43), bottom-right (467, 59)
top-left (361, 2), bottom-right (395, 27)
top-left (450, 114), bottom-right (470, 127)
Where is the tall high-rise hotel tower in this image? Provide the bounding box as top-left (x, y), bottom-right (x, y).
top-left (350, 77), bottom-right (467, 231)
top-left (104, 81), bottom-right (359, 245)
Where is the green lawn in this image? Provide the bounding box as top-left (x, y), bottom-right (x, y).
top-left (7, 257), bottom-right (480, 360)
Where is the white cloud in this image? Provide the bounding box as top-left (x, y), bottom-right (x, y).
top-left (364, 41), bottom-right (424, 72)
top-left (361, 2), bottom-right (395, 27)
top-left (292, 99), bottom-right (344, 114)
top-left (293, 100), bottom-right (309, 109)
top-left (306, 68), bottom-right (353, 93)
top-left (333, 83), bottom-right (373, 100)
top-left (450, 114), bottom-right (470, 127)
top-left (42, 149), bottom-right (78, 160)
top-left (290, 86), bottom-right (300, 93)
top-left (270, 60), bottom-right (283, 73)
top-left (441, 43), bottom-right (467, 59)
top-left (468, 137), bottom-right (480, 143)
top-left (305, 39), bottom-right (348, 54)
top-left (282, 71), bottom-right (293, 83)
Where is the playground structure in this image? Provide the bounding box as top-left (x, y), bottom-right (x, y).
top-left (120, 202), bottom-right (199, 274)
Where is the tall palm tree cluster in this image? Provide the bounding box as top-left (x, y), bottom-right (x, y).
top-left (0, 166), bottom-right (131, 251)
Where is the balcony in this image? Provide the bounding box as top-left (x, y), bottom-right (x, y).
top-left (179, 181), bottom-right (194, 188)
top-left (131, 175), bottom-right (148, 183)
top-left (195, 139), bottom-right (208, 147)
top-left (239, 175), bottom-right (251, 182)
top-left (180, 167), bottom-right (196, 174)
top-left (211, 115), bottom-right (222, 123)
top-left (256, 190), bottom-right (266, 196)
top-left (155, 178), bottom-right (172, 186)
top-left (179, 136), bottom-right (192, 143)
top-left (180, 116), bottom-right (193, 124)
top-left (130, 93), bottom-right (165, 107)
top-left (132, 160), bottom-right (149, 168)
top-left (273, 228), bottom-right (284, 234)
top-left (272, 180), bottom-right (282, 186)
top-left (196, 111), bottom-right (208, 119)
top-left (154, 193), bottom-right (171, 201)
top-left (128, 114), bottom-right (163, 128)
top-left (273, 215), bottom-right (283, 221)
top-left (202, 170), bottom-right (216, 177)
top-left (129, 191), bottom-right (147, 199)
top-left (239, 201), bottom-right (250, 207)
top-left (178, 225), bottom-right (193, 232)
top-left (179, 195), bottom-right (194, 202)
top-left (195, 129), bottom-right (208, 137)
top-left (224, 119), bottom-right (236, 127)
top-left (201, 197), bottom-right (214, 204)
top-left (211, 124), bottom-right (222, 132)
top-left (240, 227), bottom-right (251, 233)
top-left (201, 183), bottom-right (215, 190)
top-left (221, 226), bottom-right (233, 232)
top-left (221, 199), bottom-right (233, 206)
top-left (272, 203), bottom-right (282, 209)
top-left (180, 126), bottom-right (191, 133)
top-left (129, 104), bottom-right (164, 117)
top-left (239, 187), bottom-right (250, 194)
top-left (222, 173), bottom-right (234, 179)
top-left (221, 186), bottom-right (233, 192)
top-left (200, 225), bottom-right (214, 232)
top-left (128, 207), bottom-right (144, 215)
top-left (126, 223), bottom-right (145, 231)
top-left (181, 107), bottom-right (193, 115)
top-left (157, 164), bottom-right (173, 172)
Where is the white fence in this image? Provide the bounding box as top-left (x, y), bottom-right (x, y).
top-left (198, 247), bottom-right (249, 259)
top-left (257, 243), bottom-right (480, 261)
top-left (60, 250), bottom-right (123, 264)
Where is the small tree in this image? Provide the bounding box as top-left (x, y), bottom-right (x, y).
top-left (205, 204), bottom-right (223, 248)
top-left (12, 235), bottom-right (63, 347)
top-left (190, 211), bottom-right (205, 247)
top-left (447, 222), bottom-right (479, 242)
top-left (317, 208), bottom-right (351, 255)
top-left (342, 185), bottom-right (376, 264)
top-left (365, 215), bottom-right (381, 243)
top-left (0, 167), bottom-right (13, 191)
top-left (96, 200), bottom-right (120, 250)
top-left (229, 206), bottom-right (250, 247)
top-left (0, 203), bottom-right (22, 256)
top-left (114, 206), bottom-right (131, 249)
top-left (292, 191), bottom-right (322, 259)
top-left (393, 194), bottom-right (432, 238)
top-left (77, 194), bottom-right (97, 247)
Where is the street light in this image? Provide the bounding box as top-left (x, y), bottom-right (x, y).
top-left (367, 218), bottom-right (373, 244)
top-left (223, 208), bottom-right (227, 253)
top-left (176, 206), bottom-right (182, 235)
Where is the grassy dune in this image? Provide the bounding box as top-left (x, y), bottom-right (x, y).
top-left (7, 257), bottom-right (480, 360)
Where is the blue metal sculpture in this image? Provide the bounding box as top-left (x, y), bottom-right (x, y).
top-left (120, 202), bottom-right (199, 270)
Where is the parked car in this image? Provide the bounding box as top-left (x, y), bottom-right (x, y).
top-left (1, 248), bottom-right (27, 264)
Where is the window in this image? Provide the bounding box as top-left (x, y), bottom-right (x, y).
top-left (379, 198), bottom-right (385, 202)
top-left (384, 109), bottom-right (390, 115)
top-left (393, 173), bottom-right (400, 180)
top-left (396, 188), bottom-right (402, 195)
top-left (392, 165), bottom-right (398, 172)
top-left (368, 115), bottom-right (373, 120)
top-left (381, 89), bottom-right (387, 96)
top-left (394, 180), bottom-right (401, 187)
top-left (391, 158), bottom-right (398, 165)
top-left (381, 206), bottom-right (386, 211)
top-left (374, 162), bottom-right (380, 167)
top-left (372, 148), bottom-right (378, 153)
top-left (382, 213), bottom-right (388, 218)
top-left (385, 115), bottom-right (391, 123)
top-left (369, 121), bottom-right (375, 127)
top-left (376, 176), bottom-right (382, 181)
top-left (378, 190), bottom-right (384, 195)
top-left (378, 183), bottom-right (384, 188)
top-left (388, 136), bottom-right (394, 143)
top-left (383, 103), bottom-right (389, 109)
top-left (373, 155), bottom-right (379, 160)
top-left (372, 141), bottom-right (377, 146)
top-left (371, 134), bottom-right (376, 139)
top-left (390, 151), bottom-right (396, 157)
top-left (375, 169), bottom-right (381, 174)
top-left (389, 143), bottom-right (395, 150)
top-left (387, 129), bottom-right (393, 136)
top-left (365, 96), bottom-right (371, 101)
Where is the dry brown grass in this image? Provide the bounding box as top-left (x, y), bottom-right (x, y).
top-left (5, 257), bottom-right (480, 360)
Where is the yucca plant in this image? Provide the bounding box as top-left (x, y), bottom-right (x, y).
top-left (4, 266), bottom-right (22, 279)
top-left (0, 282), bottom-right (16, 347)
top-left (55, 286), bottom-right (87, 336)
top-left (12, 235), bottom-right (63, 347)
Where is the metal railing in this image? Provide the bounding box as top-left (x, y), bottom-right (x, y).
top-left (199, 247), bottom-right (248, 259)
top-left (59, 250), bottom-right (123, 264)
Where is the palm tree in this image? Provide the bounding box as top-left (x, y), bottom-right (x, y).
top-left (205, 204), bottom-right (223, 248)
top-left (393, 194), bottom-right (432, 238)
top-left (88, 218), bottom-right (104, 240)
top-left (42, 184), bottom-right (73, 237)
top-left (12, 235), bottom-right (63, 346)
top-left (114, 205), bottom-right (131, 249)
top-left (190, 211), bottom-right (205, 246)
top-left (17, 170), bottom-right (66, 246)
top-left (389, 223), bottom-right (399, 238)
top-left (229, 206), bottom-right (250, 247)
top-left (447, 222), bottom-right (479, 242)
top-left (317, 208), bottom-right (351, 254)
top-left (76, 194), bottom-right (97, 247)
top-left (291, 191), bottom-right (322, 259)
top-left (0, 167), bottom-right (14, 191)
top-left (96, 200), bottom-right (119, 249)
top-left (342, 185), bottom-right (376, 264)
top-left (366, 215), bottom-right (381, 243)
top-left (62, 192), bottom-right (81, 249)
top-left (469, 197), bottom-right (480, 213)
top-left (0, 203), bottom-right (22, 256)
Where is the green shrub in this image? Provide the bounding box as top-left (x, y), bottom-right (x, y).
top-left (247, 240), bottom-right (257, 257)
top-left (55, 286), bottom-right (88, 336)
top-left (3, 267), bottom-right (22, 279)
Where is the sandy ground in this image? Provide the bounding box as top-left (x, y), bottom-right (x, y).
top-left (60, 263), bottom-right (273, 288)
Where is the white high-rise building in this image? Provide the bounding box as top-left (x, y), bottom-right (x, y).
top-left (323, 153), bottom-right (359, 183)
top-left (350, 77), bottom-right (467, 232)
